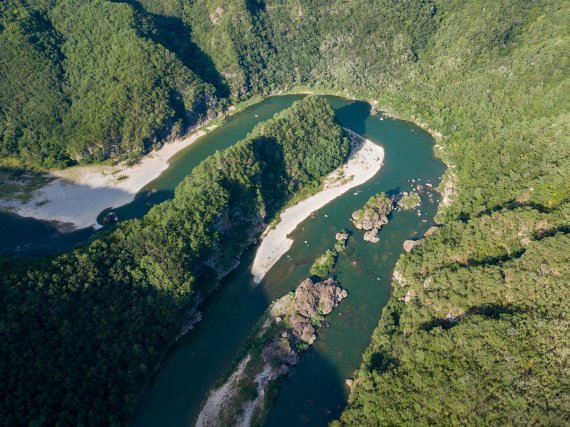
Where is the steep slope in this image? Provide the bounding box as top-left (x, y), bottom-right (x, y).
top-left (1, 0), bottom-right (220, 167)
top-left (331, 1), bottom-right (570, 424)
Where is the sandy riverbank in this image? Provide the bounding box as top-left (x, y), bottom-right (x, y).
top-left (251, 130), bottom-right (385, 283)
top-left (0, 130), bottom-right (208, 231)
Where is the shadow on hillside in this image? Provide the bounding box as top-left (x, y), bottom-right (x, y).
top-left (470, 199), bottom-right (558, 220)
top-left (419, 303), bottom-right (526, 332)
top-left (110, 0), bottom-right (230, 98)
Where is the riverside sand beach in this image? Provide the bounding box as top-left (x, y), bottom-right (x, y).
top-left (0, 130), bottom-right (208, 230)
top-left (251, 130), bottom-right (384, 283)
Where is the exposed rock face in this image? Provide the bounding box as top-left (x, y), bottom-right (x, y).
top-left (291, 316), bottom-right (317, 344)
top-left (295, 278), bottom-right (348, 317)
top-left (278, 278), bottom-right (348, 345)
top-left (336, 231), bottom-right (349, 241)
top-left (209, 6), bottom-right (224, 24)
top-left (352, 210), bottom-right (389, 231)
top-left (403, 239), bottom-right (422, 252)
top-left (424, 226), bottom-right (439, 237)
top-left (364, 230), bottom-right (380, 243)
top-left (393, 269), bottom-right (406, 286)
top-left (262, 339), bottom-right (299, 366)
top-left (403, 288), bottom-right (416, 304)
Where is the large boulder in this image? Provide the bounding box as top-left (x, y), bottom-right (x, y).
top-left (352, 193), bottom-right (394, 242)
top-left (364, 229), bottom-right (380, 243)
top-left (424, 226), bottom-right (439, 237)
top-left (295, 278), bottom-right (348, 317)
top-left (262, 338), bottom-right (299, 365)
top-left (290, 316), bottom-right (317, 344)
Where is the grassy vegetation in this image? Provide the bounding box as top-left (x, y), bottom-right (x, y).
top-left (309, 231), bottom-right (349, 277)
top-left (397, 193), bottom-right (421, 210)
top-left (309, 249), bottom-right (337, 277)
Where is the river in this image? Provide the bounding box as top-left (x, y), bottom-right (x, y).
top-left (131, 96), bottom-right (445, 426)
top-left (0, 95), bottom-right (445, 426)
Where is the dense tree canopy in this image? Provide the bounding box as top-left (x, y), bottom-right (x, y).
top-left (1, 0), bottom-right (220, 167)
top-left (338, 208), bottom-right (570, 425)
top-left (0, 0), bottom-right (568, 424)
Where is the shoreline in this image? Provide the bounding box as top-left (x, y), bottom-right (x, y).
top-left (0, 91), bottom-right (443, 234)
top-left (250, 130), bottom-right (384, 283)
top-left (0, 92), bottom-right (287, 232)
top-left (0, 129), bottom-right (209, 231)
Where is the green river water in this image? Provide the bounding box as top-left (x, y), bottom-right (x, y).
top-left (0, 95), bottom-right (445, 426)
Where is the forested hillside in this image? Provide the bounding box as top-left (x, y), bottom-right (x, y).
top-left (0, 97), bottom-right (349, 425)
top-left (1, 0), bottom-right (221, 167)
top-left (1, 0), bottom-right (569, 424)
top-left (327, 1), bottom-right (570, 424)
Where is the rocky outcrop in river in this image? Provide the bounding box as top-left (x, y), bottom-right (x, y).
top-left (352, 192), bottom-right (394, 242)
top-left (196, 277), bottom-right (347, 427)
top-left (397, 191), bottom-right (421, 210)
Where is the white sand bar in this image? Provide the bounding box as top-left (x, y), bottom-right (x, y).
top-left (0, 130), bottom-right (207, 230)
top-left (251, 130), bottom-right (385, 283)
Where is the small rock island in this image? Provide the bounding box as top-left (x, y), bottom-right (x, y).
top-left (309, 230), bottom-right (349, 277)
top-left (352, 191), bottom-right (424, 243)
top-left (352, 192), bottom-right (394, 242)
top-left (397, 191), bottom-right (421, 210)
